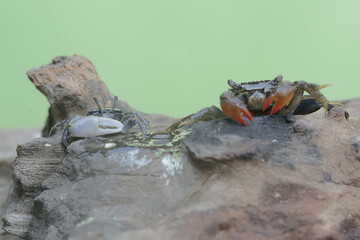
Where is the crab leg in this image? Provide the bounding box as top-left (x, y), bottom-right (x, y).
top-left (262, 85), bottom-right (295, 115)
top-left (122, 112), bottom-right (148, 140)
top-left (49, 119), bottom-right (69, 137)
top-left (294, 81), bottom-right (335, 115)
top-left (220, 91), bottom-right (253, 126)
top-left (62, 127), bottom-right (70, 147)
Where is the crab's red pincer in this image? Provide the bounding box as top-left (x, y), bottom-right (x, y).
top-left (220, 91), bottom-right (253, 125)
top-left (262, 85), bottom-right (295, 115)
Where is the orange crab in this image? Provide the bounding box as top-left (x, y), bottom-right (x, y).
top-left (220, 75), bottom-right (334, 125)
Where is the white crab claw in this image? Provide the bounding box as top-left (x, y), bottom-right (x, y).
top-left (69, 116), bottom-right (123, 137)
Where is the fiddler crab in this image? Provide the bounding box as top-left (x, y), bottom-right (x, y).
top-left (220, 75), bottom-right (340, 125)
top-left (50, 96), bottom-right (149, 146)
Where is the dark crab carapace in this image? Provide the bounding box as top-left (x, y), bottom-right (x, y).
top-left (220, 75), bottom-right (338, 125)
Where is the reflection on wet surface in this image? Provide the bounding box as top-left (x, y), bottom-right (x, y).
top-left (67, 129), bottom-right (191, 176)
top-left (75, 130), bottom-right (188, 154)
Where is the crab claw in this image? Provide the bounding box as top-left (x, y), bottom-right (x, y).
top-left (220, 91), bottom-right (253, 126)
top-left (69, 116), bottom-right (124, 137)
top-left (262, 85), bottom-right (295, 115)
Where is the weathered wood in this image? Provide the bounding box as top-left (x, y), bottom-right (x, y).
top-left (27, 55), bottom-right (133, 137)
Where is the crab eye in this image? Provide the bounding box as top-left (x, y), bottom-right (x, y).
top-left (228, 79), bottom-right (241, 89)
top-left (274, 75), bottom-right (283, 82)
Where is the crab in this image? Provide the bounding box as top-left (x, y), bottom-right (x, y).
top-left (220, 75), bottom-right (338, 125)
top-left (49, 96), bottom-right (149, 146)
top-left (87, 96), bottom-right (149, 140)
top-left (49, 115), bottom-right (124, 147)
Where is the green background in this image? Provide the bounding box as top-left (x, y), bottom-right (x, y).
top-left (1, 0), bottom-right (359, 129)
